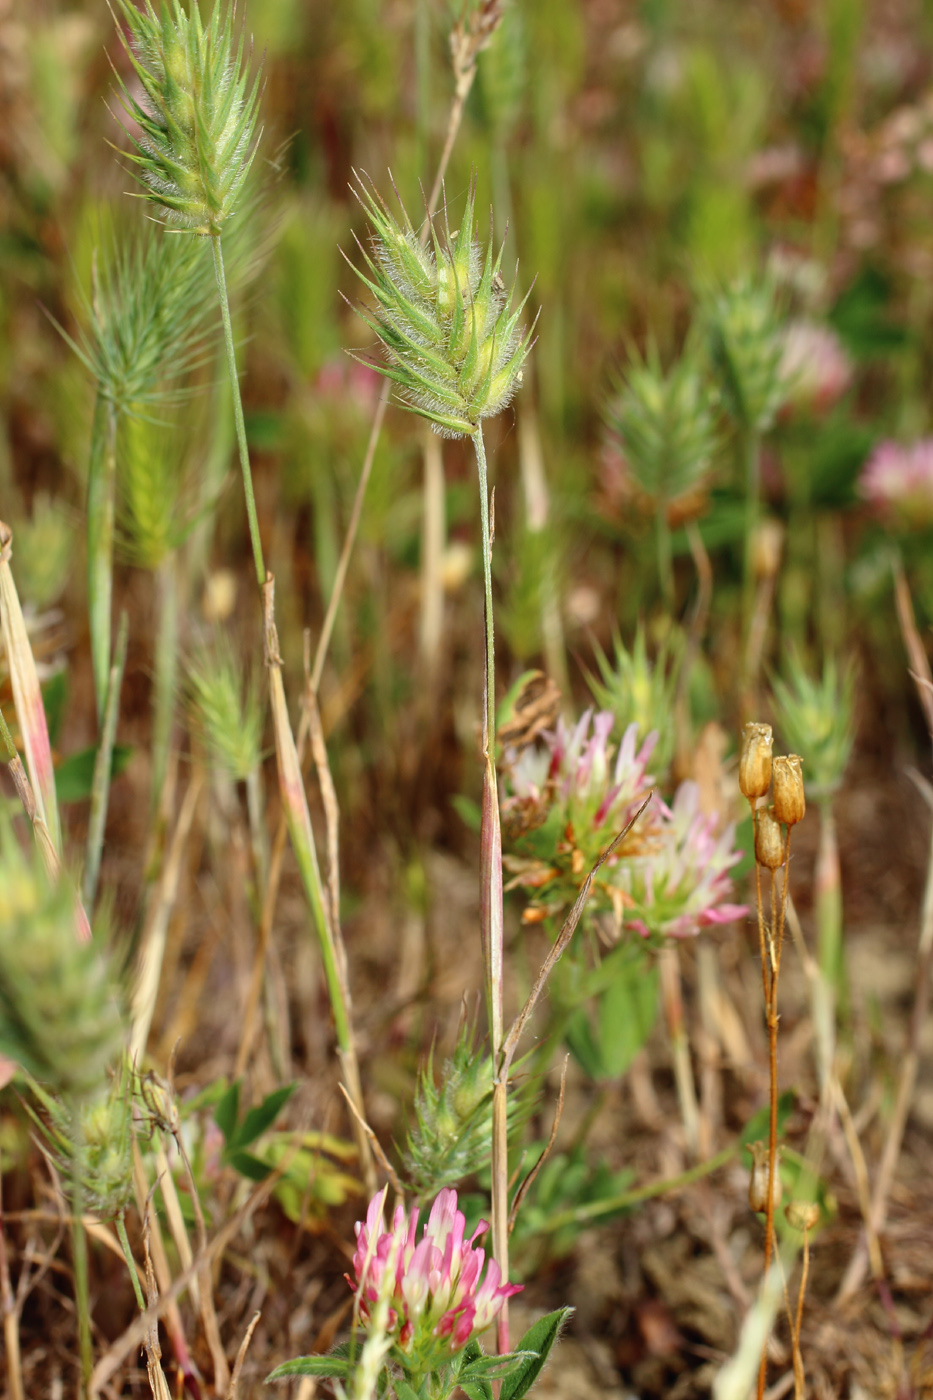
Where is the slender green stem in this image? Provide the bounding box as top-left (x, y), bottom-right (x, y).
top-left (152, 554), bottom-right (178, 813)
top-left (473, 425), bottom-right (495, 757)
top-left (473, 422), bottom-right (511, 1350)
top-left (742, 428), bottom-right (761, 635)
top-left (87, 393), bottom-right (118, 729)
top-left (656, 499), bottom-right (674, 611)
top-left (540, 1142), bottom-right (737, 1234)
top-left (83, 611), bottom-right (128, 910)
top-left (71, 1154), bottom-right (92, 1397)
top-left (115, 1210), bottom-right (145, 1314)
top-left (210, 234), bottom-right (265, 588)
top-left (286, 803), bottom-right (352, 1052)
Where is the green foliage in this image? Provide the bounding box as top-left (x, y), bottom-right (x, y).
top-left (561, 941), bottom-right (660, 1081)
top-left (499, 1309), bottom-right (573, 1400)
top-left (351, 176), bottom-right (533, 437)
top-left (55, 743), bottom-right (133, 805)
top-left (510, 1140), bottom-right (634, 1268)
top-left (209, 1078), bottom-right (361, 1218)
top-left (214, 1078), bottom-right (296, 1181)
top-left (112, 0), bottom-right (262, 235)
top-left (267, 1353), bottom-right (351, 1381)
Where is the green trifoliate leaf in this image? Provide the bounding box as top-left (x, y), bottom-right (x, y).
top-left (499, 1308), bottom-right (573, 1400)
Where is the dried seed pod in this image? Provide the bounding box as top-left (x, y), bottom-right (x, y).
top-left (747, 1140), bottom-right (783, 1214)
top-left (739, 722), bottom-right (773, 801)
top-left (752, 518), bottom-right (784, 581)
top-left (784, 1199), bottom-right (820, 1233)
top-left (772, 754), bottom-right (805, 826)
top-left (755, 806), bottom-right (785, 870)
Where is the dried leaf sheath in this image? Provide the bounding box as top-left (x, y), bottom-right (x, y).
top-left (0, 522), bottom-right (61, 855)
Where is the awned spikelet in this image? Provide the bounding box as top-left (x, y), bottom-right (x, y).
top-left (0, 836), bottom-right (124, 1102)
top-left (350, 175), bottom-right (535, 437)
top-left (112, 0), bottom-right (261, 235)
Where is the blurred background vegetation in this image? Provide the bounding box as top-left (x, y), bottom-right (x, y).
top-left (5, 0), bottom-right (933, 1392)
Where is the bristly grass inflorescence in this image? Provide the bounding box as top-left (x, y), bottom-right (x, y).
top-left (350, 174), bottom-right (535, 438)
top-left (111, 0), bottom-right (261, 236)
top-left (63, 221), bottom-right (214, 413)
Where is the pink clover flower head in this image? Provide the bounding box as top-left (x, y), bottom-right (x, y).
top-left (609, 781), bottom-right (747, 940)
top-left (779, 321), bottom-right (852, 413)
top-left (859, 439), bottom-right (933, 529)
top-left (543, 711), bottom-right (657, 836)
top-left (349, 1186), bottom-right (522, 1363)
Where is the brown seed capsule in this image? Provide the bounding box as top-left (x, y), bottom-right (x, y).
top-left (753, 518), bottom-right (784, 581)
top-left (739, 722), bottom-right (773, 801)
top-left (747, 1140), bottom-right (783, 1214)
top-left (784, 1199), bottom-right (820, 1233)
top-left (772, 754), bottom-right (805, 826)
top-left (755, 806), bottom-right (785, 870)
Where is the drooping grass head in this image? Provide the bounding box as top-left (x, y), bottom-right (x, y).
top-left (111, 0), bottom-right (261, 236)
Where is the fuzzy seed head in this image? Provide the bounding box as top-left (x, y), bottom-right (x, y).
top-left (772, 653), bottom-right (854, 797)
top-left (402, 1015), bottom-right (531, 1200)
top-left (605, 345), bottom-right (718, 514)
top-left (0, 840), bottom-right (125, 1101)
top-left (706, 275), bottom-right (786, 434)
top-left (739, 721), bottom-right (773, 802)
top-left (772, 754), bottom-right (805, 827)
top-left (351, 176), bottom-right (533, 437)
top-left (112, 0), bottom-right (261, 235)
top-left (187, 635), bottom-right (263, 782)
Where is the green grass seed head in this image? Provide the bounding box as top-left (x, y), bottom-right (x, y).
top-left (187, 634), bottom-right (264, 782)
top-left (606, 342), bottom-right (718, 513)
top-left (772, 651), bottom-right (855, 798)
top-left (704, 273), bottom-right (787, 435)
top-left (0, 836), bottom-right (125, 1102)
top-left (351, 174), bottom-right (534, 438)
top-left (112, 0), bottom-right (262, 236)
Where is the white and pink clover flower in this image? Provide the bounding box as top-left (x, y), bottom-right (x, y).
top-left (507, 711), bottom-right (657, 840)
top-left (349, 1186), bottom-right (522, 1359)
top-left (859, 438), bottom-right (933, 529)
top-left (608, 780), bottom-right (747, 940)
top-left (779, 321), bottom-right (852, 414)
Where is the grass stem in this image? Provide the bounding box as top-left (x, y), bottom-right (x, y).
top-left (210, 235), bottom-right (265, 589)
top-left (115, 1210), bottom-right (145, 1314)
top-left (71, 1158), bottom-right (92, 1398)
top-left (83, 611), bottom-right (128, 910)
top-left (152, 557), bottom-right (178, 815)
top-left (87, 394), bottom-right (118, 729)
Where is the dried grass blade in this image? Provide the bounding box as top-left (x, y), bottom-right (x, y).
top-left (0, 522), bottom-right (61, 854)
